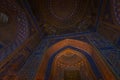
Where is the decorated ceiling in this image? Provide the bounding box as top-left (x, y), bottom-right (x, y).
top-left (0, 0), bottom-right (30, 61)
top-left (0, 0), bottom-right (120, 80)
top-left (27, 0), bottom-right (101, 35)
top-left (111, 0), bottom-right (120, 25)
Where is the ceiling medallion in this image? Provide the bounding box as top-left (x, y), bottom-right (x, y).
top-left (48, 0), bottom-right (78, 20)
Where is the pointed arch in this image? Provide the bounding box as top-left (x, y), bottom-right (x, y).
top-left (49, 48), bottom-right (97, 80)
top-left (35, 39), bottom-right (116, 80)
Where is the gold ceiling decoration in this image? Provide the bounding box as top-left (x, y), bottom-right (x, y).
top-left (35, 39), bottom-right (117, 80)
top-left (50, 48), bottom-right (96, 80)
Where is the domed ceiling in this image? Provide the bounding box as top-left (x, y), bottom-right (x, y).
top-left (27, 0), bottom-right (99, 35)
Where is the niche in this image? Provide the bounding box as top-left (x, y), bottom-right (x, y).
top-left (0, 12), bottom-right (9, 25)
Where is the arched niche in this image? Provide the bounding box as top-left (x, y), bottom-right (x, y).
top-left (49, 48), bottom-right (96, 80)
top-left (0, 12), bottom-right (9, 24)
top-left (35, 39), bottom-right (117, 80)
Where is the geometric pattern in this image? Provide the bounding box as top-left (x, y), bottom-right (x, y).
top-left (17, 39), bottom-right (48, 80)
top-left (37, 32), bottom-right (120, 78)
top-left (44, 47), bottom-right (103, 80)
top-left (0, 0), bottom-right (29, 61)
top-left (111, 0), bottom-right (120, 24)
top-left (86, 33), bottom-right (120, 77)
top-left (3, 32), bottom-right (119, 80)
top-left (43, 32), bottom-right (120, 78)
